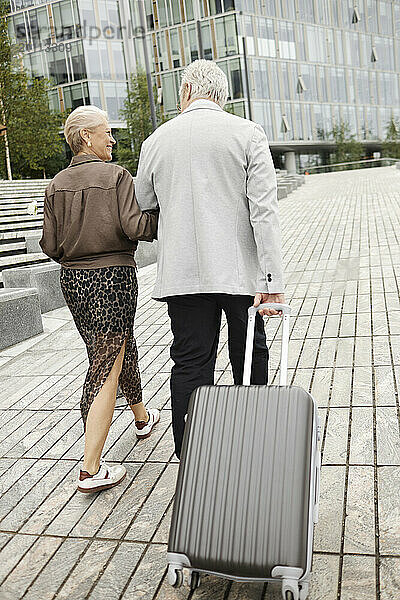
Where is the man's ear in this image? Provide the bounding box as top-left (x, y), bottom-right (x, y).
top-left (186, 83), bottom-right (191, 101)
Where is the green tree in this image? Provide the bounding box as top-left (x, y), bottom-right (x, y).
top-left (329, 121), bottom-right (364, 169)
top-left (382, 118), bottom-right (400, 159)
top-left (116, 70), bottom-right (167, 175)
top-left (0, 0), bottom-right (64, 179)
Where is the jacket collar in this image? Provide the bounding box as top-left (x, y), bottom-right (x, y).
top-left (182, 99), bottom-right (223, 114)
top-left (69, 154), bottom-right (104, 167)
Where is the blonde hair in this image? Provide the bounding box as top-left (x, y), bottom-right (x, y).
top-left (179, 59), bottom-right (229, 108)
top-left (63, 105), bottom-right (109, 154)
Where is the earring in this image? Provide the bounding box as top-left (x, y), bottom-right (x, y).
top-left (88, 141), bottom-right (92, 147)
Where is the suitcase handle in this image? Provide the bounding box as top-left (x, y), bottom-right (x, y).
top-left (243, 303), bottom-right (291, 386)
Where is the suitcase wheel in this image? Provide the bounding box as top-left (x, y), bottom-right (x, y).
top-left (283, 587), bottom-right (300, 600)
top-left (189, 571), bottom-right (201, 590)
top-left (299, 582), bottom-right (309, 600)
top-left (167, 566), bottom-right (183, 588)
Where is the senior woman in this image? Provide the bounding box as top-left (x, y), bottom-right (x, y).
top-left (40, 105), bottom-right (159, 493)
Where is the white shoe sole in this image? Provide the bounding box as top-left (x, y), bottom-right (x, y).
top-left (136, 411), bottom-right (160, 439)
top-left (77, 470), bottom-right (126, 493)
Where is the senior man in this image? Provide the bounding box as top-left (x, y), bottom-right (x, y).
top-left (135, 59), bottom-right (285, 459)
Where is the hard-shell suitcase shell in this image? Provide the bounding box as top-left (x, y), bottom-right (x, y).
top-left (167, 304), bottom-right (321, 600)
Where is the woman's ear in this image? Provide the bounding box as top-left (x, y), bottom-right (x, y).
top-left (80, 128), bottom-right (90, 145)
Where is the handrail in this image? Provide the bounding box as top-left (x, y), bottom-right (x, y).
top-left (305, 157), bottom-right (398, 174)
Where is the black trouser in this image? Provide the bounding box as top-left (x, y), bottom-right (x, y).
top-left (167, 294), bottom-right (268, 458)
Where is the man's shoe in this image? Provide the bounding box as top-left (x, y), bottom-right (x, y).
top-left (77, 461), bottom-right (126, 493)
top-left (133, 408), bottom-right (160, 439)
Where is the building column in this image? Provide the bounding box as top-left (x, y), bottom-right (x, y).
top-left (284, 151), bottom-right (296, 174)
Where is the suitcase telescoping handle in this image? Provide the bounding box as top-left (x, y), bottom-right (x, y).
top-left (243, 303), bottom-right (291, 387)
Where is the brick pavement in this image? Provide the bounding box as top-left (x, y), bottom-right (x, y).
top-left (0, 166), bottom-right (399, 599)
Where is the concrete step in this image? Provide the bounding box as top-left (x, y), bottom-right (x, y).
top-left (0, 215), bottom-right (44, 224)
top-left (0, 210), bottom-right (44, 218)
top-left (0, 221), bottom-right (43, 233)
top-left (0, 243), bottom-right (26, 258)
top-left (0, 232), bottom-right (27, 242)
top-left (0, 193), bottom-right (46, 200)
top-left (0, 201), bottom-right (45, 209)
top-left (0, 253), bottom-right (50, 287)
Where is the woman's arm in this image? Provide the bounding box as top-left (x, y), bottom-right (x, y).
top-left (117, 168), bottom-right (159, 242)
top-left (39, 190), bottom-right (61, 262)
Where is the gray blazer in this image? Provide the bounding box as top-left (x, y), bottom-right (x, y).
top-left (135, 99), bottom-right (284, 299)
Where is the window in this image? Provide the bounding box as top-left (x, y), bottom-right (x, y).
top-left (366, 106), bottom-right (378, 139)
top-left (79, 0), bottom-right (96, 29)
top-left (269, 61), bottom-right (279, 100)
top-left (278, 21), bottom-right (295, 59)
top-left (201, 21), bottom-right (213, 59)
top-left (99, 41), bottom-right (111, 79)
top-left (187, 24), bottom-right (199, 61)
top-left (355, 70), bottom-right (370, 104)
top-left (170, 0), bottom-right (181, 25)
top-left (345, 32), bottom-right (360, 67)
top-left (144, 0), bottom-right (154, 30)
top-left (215, 15), bottom-right (238, 58)
top-left (228, 58), bottom-right (243, 99)
top-left (104, 82), bottom-right (119, 119)
top-left (334, 30), bottom-right (345, 64)
top-left (84, 40), bottom-right (102, 78)
top-left (317, 66), bottom-right (328, 101)
top-left (315, 0), bottom-right (330, 26)
top-left (374, 36), bottom-right (395, 70)
top-left (48, 45), bottom-right (69, 84)
top-left (314, 104), bottom-right (332, 139)
top-left (395, 4), bottom-right (400, 37)
top-left (48, 89), bottom-right (60, 112)
top-left (161, 72), bottom-right (176, 112)
top-left (279, 0), bottom-right (295, 20)
top-left (158, 0), bottom-right (169, 27)
top-left (209, 0), bottom-right (223, 15)
top-left (157, 31), bottom-right (169, 70)
top-left (379, 72), bottom-right (399, 106)
top-left (252, 58), bottom-right (269, 99)
top-left (306, 25), bottom-right (326, 62)
top-left (341, 105), bottom-right (357, 136)
top-left (70, 41), bottom-right (86, 80)
top-left (297, 0), bottom-right (315, 23)
top-left (359, 33), bottom-right (372, 67)
top-left (347, 70), bottom-right (356, 103)
top-left (116, 82), bottom-right (128, 116)
top-left (112, 42), bottom-right (126, 79)
top-left (88, 81), bottom-right (102, 108)
top-left (379, 0), bottom-right (393, 35)
top-left (329, 67), bottom-right (347, 103)
top-left (280, 62), bottom-right (294, 100)
top-left (366, 0), bottom-right (379, 33)
top-left (64, 83), bottom-right (86, 110)
top-left (241, 15), bottom-right (255, 55)
top-left (295, 24), bottom-right (306, 61)
top-left (299, 64), bottom-right (318, 102)
top-left (257, 17), bottom-right (276, 57)
top-left (185, 0), bottom-right (194, 21)
top-left (170, 29), bottom-right (181, 67)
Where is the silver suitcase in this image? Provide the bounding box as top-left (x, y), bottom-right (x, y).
top-left (167, 303), bottom-right (321, 600)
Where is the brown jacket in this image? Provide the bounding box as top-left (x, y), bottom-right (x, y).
top-left (40, 154), bottom-right (158, 269)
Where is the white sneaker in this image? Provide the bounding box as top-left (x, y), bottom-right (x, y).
top-left (77, 461), bottom-right (126, 493)
top-left (133, 408), bottom-right (160, 439)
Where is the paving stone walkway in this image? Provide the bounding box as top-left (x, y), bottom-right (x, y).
top-left (0, 166), bottom-right (399, 600)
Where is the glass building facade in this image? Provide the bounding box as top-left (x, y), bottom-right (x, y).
top-left (8, 0), bottom-right (128, 122)
top-left (7, 0), bottom-right (400, 165)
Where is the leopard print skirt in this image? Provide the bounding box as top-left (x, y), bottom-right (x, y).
top-left (60, 266), bottom-right (142, 427)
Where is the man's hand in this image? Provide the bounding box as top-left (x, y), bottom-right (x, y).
top-left (253, 293), bottom-right (286, 316)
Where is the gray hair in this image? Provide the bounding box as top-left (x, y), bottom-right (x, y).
top-left (179, 59), bottom-right (229, 108)
top-left (64, 105), bottom-right (108, 154)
